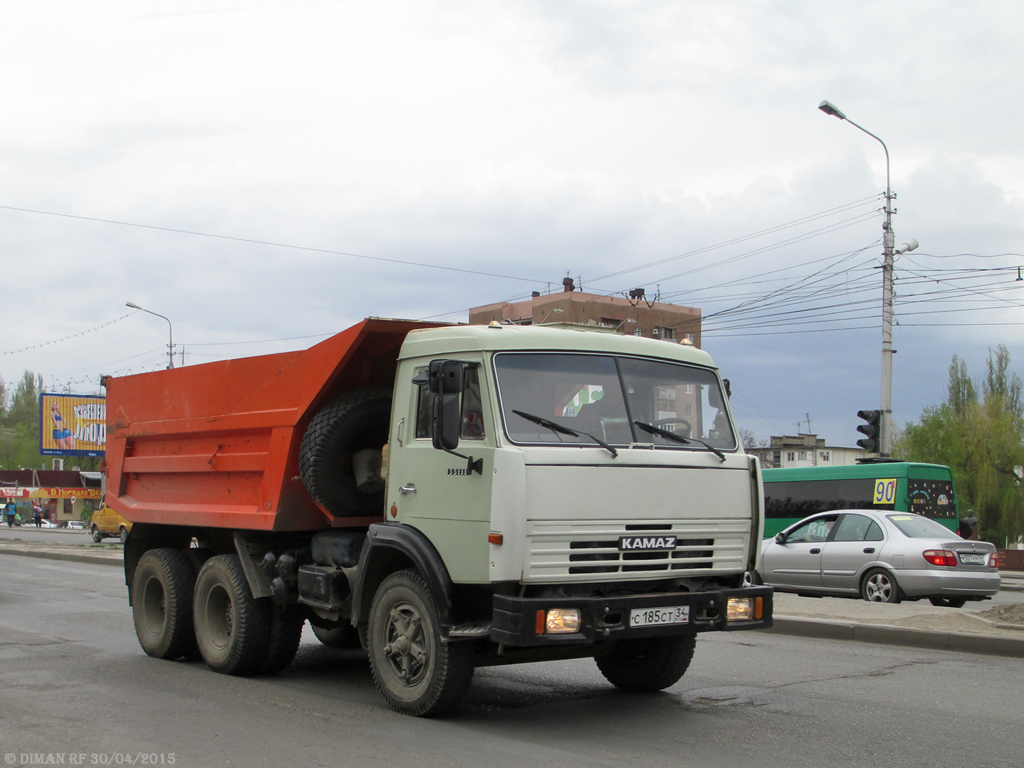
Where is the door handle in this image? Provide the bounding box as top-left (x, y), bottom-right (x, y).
top-left (863, 547), bottom-right (875, 554)
top-left (809, 548), bottom-right (821, 554)
top-left (399, 485), bottom-right (416, 494)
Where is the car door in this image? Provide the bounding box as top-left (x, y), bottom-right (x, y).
top-left (761, 515), bottom-right (837, 589)
top-left (820, 513), bottom-right (885, 592)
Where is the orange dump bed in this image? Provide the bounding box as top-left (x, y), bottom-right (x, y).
top-left (105, 318), bottom-right (439, 531)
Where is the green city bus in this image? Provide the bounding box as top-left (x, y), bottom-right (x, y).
top-left (761, 461), bottom-right (959, 539)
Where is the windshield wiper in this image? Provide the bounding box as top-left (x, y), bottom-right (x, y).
top-left (633, 421), bottom-right (726, 462)
top-left (513, 410), bottom-right (618, 458)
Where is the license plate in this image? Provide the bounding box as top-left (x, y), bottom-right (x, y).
top-left (959, 553), bottom-right (986, 565)
top-left (630, 605), bottom-right (690, 628)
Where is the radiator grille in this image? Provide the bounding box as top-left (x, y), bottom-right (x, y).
top-left (525, 519), bottom-right (749, 582)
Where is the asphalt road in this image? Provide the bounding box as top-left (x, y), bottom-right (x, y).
top-left (1, 556), bottom-right (1022, 768)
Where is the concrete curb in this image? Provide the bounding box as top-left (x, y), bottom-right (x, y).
top-left (0, 547), bottom-right (122, 568)
top-left (765, 616), bottom-right (1024, 658)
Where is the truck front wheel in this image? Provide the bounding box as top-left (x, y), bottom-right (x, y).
top-left (132, 548), bottom-right (198, 660)
top-left (367, 570), bottom-right (474, 717)
top-left (193, 555), bottom-right (270, 676)
top-left (595, 635), bottom-right (697, 692)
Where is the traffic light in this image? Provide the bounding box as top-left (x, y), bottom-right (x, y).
top-left (856, 410), bottom-right (881, 453)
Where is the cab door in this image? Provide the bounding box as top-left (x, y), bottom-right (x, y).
top-left (385, 358), bottom-right (495, 584)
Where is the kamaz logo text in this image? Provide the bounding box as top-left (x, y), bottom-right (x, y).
top-left (618, 535), bottom-right (677, 551)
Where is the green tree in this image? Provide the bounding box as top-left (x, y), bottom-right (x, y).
top-left (894, 346), bottom-right (1024, 546)
top-left (0, 371), bottom-right (47, 471)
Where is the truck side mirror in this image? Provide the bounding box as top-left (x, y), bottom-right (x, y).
top-left (432, 394), bottom-right (461, 451)
top-left (429, 360), bottom-right (463, 394)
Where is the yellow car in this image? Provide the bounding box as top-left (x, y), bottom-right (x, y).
top-left (90, 506), bottom-right (133, 543)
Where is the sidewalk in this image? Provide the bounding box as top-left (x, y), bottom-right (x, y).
top-left (2, 538), bottom-right (1022, 657)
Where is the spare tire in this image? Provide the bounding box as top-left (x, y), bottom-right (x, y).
top-left (299, 387), bottom-right (392, 517)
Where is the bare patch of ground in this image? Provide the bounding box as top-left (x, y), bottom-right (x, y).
top-left (978, 603), bottom-right (1024, 625)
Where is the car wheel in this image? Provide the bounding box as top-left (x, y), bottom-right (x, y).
top-left (367, 569), bottom-right (474, 717)
top-left (119, 526), bottom-right (129, 544)
top-left (929, 596), bottom-right (968, 608)
top-left (91, 526), bottom-right (103, 543)
top-left (596, 634), bottom-right (697, 692)
top-left (861, 568), bottom-right (901, 603)
top-left (193, 554), bottom-right (270, 676)
top-left (132, 548), bottom-right (199, 660)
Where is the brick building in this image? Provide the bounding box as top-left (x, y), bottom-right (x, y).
top-left (469, 279), bottom-right (702, 346)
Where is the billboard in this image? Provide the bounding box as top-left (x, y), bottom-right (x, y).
top-left (39, 393), bottom-right (106, 457)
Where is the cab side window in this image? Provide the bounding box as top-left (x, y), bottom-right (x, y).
top-left (415, 365), bottom-right (485, 440)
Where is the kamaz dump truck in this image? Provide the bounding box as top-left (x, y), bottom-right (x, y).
top-left (105, 317), bottom-right (772, 716)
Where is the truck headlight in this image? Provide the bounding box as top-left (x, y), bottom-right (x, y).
top-left (536, 608), bottom-right (581, 634)
top-left (727, 597), bottom-right (762, 622)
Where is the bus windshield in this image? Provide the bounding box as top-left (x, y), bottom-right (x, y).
top-left (493, 352), bottom-right (736, 451)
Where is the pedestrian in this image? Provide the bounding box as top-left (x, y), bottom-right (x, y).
top-left (33, 505), bottom-right (43, 528)
top-left (958, 511), bottom-right (980, 540)
top-left (4, 499), bottom-right (16, 527)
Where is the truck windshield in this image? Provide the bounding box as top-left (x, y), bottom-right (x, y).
top-left (493, 352), bottom-right (737, 452)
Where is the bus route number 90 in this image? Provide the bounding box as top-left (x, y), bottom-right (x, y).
top-left (873, 478), bottom-right (897, 506)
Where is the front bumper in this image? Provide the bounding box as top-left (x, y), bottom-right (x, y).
top-left (491, 585), bottom-right (773, 647)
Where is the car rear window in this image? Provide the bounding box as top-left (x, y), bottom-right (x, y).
top-left (886, 514), bottom-right (955, 538)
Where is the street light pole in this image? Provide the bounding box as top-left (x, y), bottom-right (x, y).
top-left (126, 302), bottom-right (174, 369)
top-left (819, 100), bottom-right (900, 456)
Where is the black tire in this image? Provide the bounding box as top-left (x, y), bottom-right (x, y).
top-left (119, 526), bottom-right (130, 544)
top-left (193, 554), bottom-right (270, 676)
top-left (312, 622), bottom-right (362, 649)
top-left (299, 388), bottom-right (393, 517)
top-left (861, 568), bottom-right (902, 603)
top-left (367, 569), bottom-right (474, 717)
top-left (261, 605), bottom-right (306, 674)
top-left (929, 596), bottom-right (968, 608)
top-left (595, 635), bottom-right (697, 692)
top-left (91, 526), bottom-right (103, 543)
top-left (132, 548), bottom-right (199, 660)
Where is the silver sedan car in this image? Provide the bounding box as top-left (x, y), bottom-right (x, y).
top-left (757, 509), bottom-right (1001, 607)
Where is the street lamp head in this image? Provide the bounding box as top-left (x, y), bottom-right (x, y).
top-left (895, 239), bottom-right (919, 255)
top-left (818, 100), bottom-right (846, 120)
top-left (126, 302), bottom-right (141, 310)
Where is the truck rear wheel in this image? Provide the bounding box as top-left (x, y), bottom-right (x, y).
top-left (595, 635), bottom-right (696, 692)
top-left (299, 388), bottom-right (392, 517)
top-left (367, 569), bottom-right (474, 717)
top-left (132, 548), bottom-right (198, 660)
top-left (261, 605), bottom-right (305, 674)
top-left (193, 554), bottom-right (270, 676)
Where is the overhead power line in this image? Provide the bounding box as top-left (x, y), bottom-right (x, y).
top-left (0, 204), bottom-right (547, 285)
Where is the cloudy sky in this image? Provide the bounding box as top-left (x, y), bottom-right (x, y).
top-left (2, 0), bottom-right (1022, 447)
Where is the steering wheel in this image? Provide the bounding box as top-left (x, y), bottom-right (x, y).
top-left (653, 418), bottom-right (692, 438)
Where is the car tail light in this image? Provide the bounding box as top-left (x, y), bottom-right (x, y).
top-left (923, 549), bottom-right (957, 567)
top-left (990, 551), bottom-right (999, 568)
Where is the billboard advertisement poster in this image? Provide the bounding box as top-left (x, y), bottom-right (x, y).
top-left (39, 393), bottom-right (106, 457)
